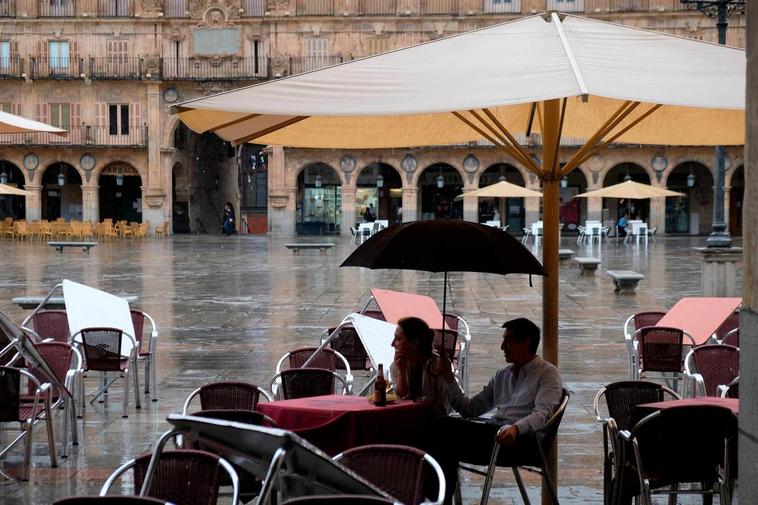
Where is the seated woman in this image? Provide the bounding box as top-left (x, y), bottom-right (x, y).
top-left (390, 316), bottom-right (449, 416)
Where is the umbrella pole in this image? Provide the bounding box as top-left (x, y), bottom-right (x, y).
top-left (441, 270), bottom-right (448, 354)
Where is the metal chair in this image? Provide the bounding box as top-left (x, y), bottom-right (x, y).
top-left (182, 381), bottom-right (272, 414)
top-left (443, 313), bottom-right (472, 395)
top-left (0, 366), bottom-right (56, 480)
top-left (593, 381), bottom-right (679, 505)
top-left (24, 309), bottom-right (70, 343)
top-left (623, 311), bottom-right (666, 380)
top-left (684, 344), bottom-right (739, 397)
top-left (71, 327), bottom-right (140, 418)
top-left (270, 367), bottom-right (347, 400)
top-left (718, 376), bottom-right (739, 398)
top-left (130, 310), bottom-right (159, 402)
top-left (721, 327), bottom-right (739, 347)
top-left (324, 324), bottom-right (372, 371)
top-left (334, 444), bottom-right (446, 505)
top-left (55, 497), bottom-right (172, 505)
top-left (631, 326), bottom-right (694, 393)
top-left (619, 405), bottom-right (735, 505)
top-left (281, 497), bottom-right (396, 505)
top-left (274, 346), bottom-right (353, 395)
top-left (714, 310), bottom-right (739, 342)
top-left (458, 389), bottom-right (570, 505)
top-left (100, 449), bottom-right (239, 505)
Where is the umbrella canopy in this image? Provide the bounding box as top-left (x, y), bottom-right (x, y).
top-left (174, 14), bottom-right (743, 148)
top-left (0, 183), bottom-right (31, 196)
top-left (341, 219), bottom-right (545, 276)
top-left (0, 110), bottom-right (66, 136)
top-left (576, 180), bottom-right (684, 199)
top-left (457, 181), bottom-right (543, 200)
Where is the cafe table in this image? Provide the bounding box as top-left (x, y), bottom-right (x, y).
top-left (656, 297), bottom-right (741, 346)
top-left (257, 394), bottom-right (432, 456)
top-left (636, 397), bottom-right (739, 419)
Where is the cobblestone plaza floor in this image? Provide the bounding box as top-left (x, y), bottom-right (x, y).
top-left (0, 233), bottom-right (741, 504)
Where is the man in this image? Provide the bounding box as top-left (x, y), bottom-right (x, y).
top-left (432, 317), bottom-right (564, 502)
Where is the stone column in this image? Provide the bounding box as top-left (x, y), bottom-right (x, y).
top-left (402, 187), bottom-right (418, 222)
top-left (81, 185), bottom-right (99, 222)
top-left (723, 186), bottom-right (731, 232)
top-left (587, 196), bottom-right (602, 222)
top-left (462, 190), bottom-right (478, 223)
top-left (341, 187), bottom-right (356, 237)
top-left (649, 198), bottom-right (665, 234)
top-left (524, 196), bottom-right (540, 226)
top-left (741, 5), bottom-right (758, 497)
top-left (695, 247), bottom-right (742, 297)
top-left (24, 184), bottom-right (42, 221)
top-left (142, 82), bottom-right (166, 227)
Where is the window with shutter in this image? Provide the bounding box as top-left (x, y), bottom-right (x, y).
top-left (108, 103), bottom-right (130, 136)
top-left (304, 38), bottom-right (329, 72)
top-left (0, 41), bottom-right (9, 69)
top-left (49, 103), bottom-right (70, 129)
top-left (366, 38), bottom-right (390, 56)
top-left (0, 103), bottom-right (12, 113)
top-left (48, 41), bottom-right (69, 71)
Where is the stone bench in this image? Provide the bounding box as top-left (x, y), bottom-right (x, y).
top-left (558, 249), bottom-right (575, 262)
top-left (48, 241), bottom-right (98, 253)
top-left (574, 257), bottom-right (601, 275)
top-left (607, 270), bottom-right (645, 294)
top-left (285, 243), bottom-right (335, 255)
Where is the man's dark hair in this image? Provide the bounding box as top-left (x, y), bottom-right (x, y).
top-left (501, 317), bottom-right (541, 354)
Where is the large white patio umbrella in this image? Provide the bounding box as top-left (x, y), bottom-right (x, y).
top-left (173, 13), bottom-right (744, 495)
top-left (576, 180), bottom-right (685, 199)
top-left (0, 183), bottom-right (32, 196)
top-left (0, 109), bottom-right (66, 135)
top-left (459, 180), bottom-right (543, 199)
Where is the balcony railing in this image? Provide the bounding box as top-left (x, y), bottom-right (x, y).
top-left (421, 0), bottom-right (459, 14)
top-left (483, 0), bottom-right (521, 13)
top-left (0, 56), bottom-right (24, 79)
top-left (289, 56), bottom-right (343, 75)
top-left (98, 0), bottom-right (133, 16)
top-left (30, 57), bottom-right (85, 79)
top-left (546, 0), bottom-right (584, 12)
top-left (241, 0), bottom-right (264, 16)
top-left (162, 57), bottom-right (268, 80)
top-left (164, 0), bottom-right (187, 17)
top-left (296, 0), bottom-right (334, 16)
top-left (89, 57), bottom-right (141, 79)
top-left (0, 124), bottom-right (147, 147)
top-left (358, 0), bottom-right (397, 15)
top-left (38, 0), bottom-right (74, 16)
top-left (0, 0), bottom-right (15, 16)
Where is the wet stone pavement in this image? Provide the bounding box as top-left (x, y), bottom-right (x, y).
top-left (0, 234), bottom-right (741, 504)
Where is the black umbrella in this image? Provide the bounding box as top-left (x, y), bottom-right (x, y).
top-left (341, 219), bottom-right (546, 340)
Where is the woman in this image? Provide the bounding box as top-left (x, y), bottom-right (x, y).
top-left (222, 202), bottom-right (236, 236)
top-left (390, 316), bottom-right (449, 416)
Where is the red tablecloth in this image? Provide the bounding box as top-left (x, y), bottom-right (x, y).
top-left (656, 297), bottom-right (741, 345)
top-left (638, 397), bottom-right (738, 416)
top-left (258, 395), bottom-right (432, 455)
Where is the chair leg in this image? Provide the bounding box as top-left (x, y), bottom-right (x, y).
top-left (479, 443), bottom-right (501, 505)
top-left (44, 402), bottom-right (57, 468)
top-left (133, 360), bottom-right (141, 410)
top-left (22, 422), bottom-right (32, 481)
top-left (122, 370), bottom-right (130, 418)
top-left (144, 358), bottom-right (150, 394)
top-left (78, 371), bottom-right (84, 418)
top-left (513, 467), bottom-right (532, 505)
top-left (454, 472), bottom-right (463, 505)
top-left (150, 356), bottom-right (158, 402)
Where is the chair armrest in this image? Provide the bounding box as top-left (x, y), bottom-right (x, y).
top-left (619, 430), bottom-right (632, 441)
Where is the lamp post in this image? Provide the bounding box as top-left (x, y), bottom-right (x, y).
top-left (680, 0), bottom-right (745, 246)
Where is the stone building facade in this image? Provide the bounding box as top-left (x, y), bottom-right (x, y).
top-left (0, 0), bottom-right (745, 236)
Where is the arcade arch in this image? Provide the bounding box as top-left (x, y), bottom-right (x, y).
top-left (0, 161), bottom-right (26, 219)
top-left (98, 162), bottom-right (143, 223)
top-left (297, 162), bottom-right (342, 235)
top-left (665, 162), bottom-right (713, 234)
top-left (604, 163), bottom-right (651, 224)
top-left (477, 163), bottom-right (525, 230)
top-left (417, 163), bottom-right (463, 220)
top-left (41, 162), bottom-right (81, 220)
top-left (355, 162), bottom-right (402, 223)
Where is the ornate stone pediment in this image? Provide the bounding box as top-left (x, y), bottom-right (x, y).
top-left (188, 0), bottom-right (241, 20)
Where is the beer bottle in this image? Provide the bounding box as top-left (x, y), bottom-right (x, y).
top-left (375, 364), bottom-right (387, 407)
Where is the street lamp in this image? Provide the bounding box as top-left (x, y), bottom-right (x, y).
top-left (0, 167), bottom-right (7, 184)
top-left (57, 165), bottom-right (66, 186)
top-left (116, 173), bottom-right (124, 186)
top-left (436, 174), bottom-right (444, 189)
top-left (376, 174), bottom-right (384, 188)
top-left (560, 176), bottom-right (568, 189)
top-left (687, 169), bottom-right (696, 188)
top-left (680, 0), bottom-right (745, 247)
top-left (314, 173), bottom-right (322, 188)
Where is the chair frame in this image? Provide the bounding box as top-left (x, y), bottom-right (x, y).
top-left (0, 366), bottom-right (56, 480)
top-left (100, 448), bottom-right (240, 505)
top-left (631, 326), bottom-right (695, 393)
top-left (720, 327), bottom-right (739, 347)
top-left (622, 311), bottom-right (666, 381)
top-left (592, 381), bottom-right (679, 505)
top-left (684, 344), bottom-right (739, 398)
top-left (182, 381), bottom-right (272, 414)
top-left (130, 309), bottom-right (159, 402)
top-left (70, 327), bottom-right (141, 418)
top-left (457, 389), bottom-right (570, 505)
top-left (718, 376), bottom-right (739, 398)
top-left (269, 368), bottom-right (347, 400)
top-left (273, 347), bottom-right (353, 395)
top-left (333, 444), bottom-right (446, 505)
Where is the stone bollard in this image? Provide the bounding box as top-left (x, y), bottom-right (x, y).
top-left (694, 247), bottom-right (742, 297)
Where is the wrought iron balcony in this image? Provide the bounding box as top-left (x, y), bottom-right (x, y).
top-left (482, 0), bottom-right (522, 13)
top-left (358, 0), bottom-right (397, 15)
top-left (89, 57), bottom-right (142, 79)
top-left (289, 56), bottom-right (343, 75)
top-left (30, 57), bottom-right (85, 80)
top-left (0, 56), bottom-right (24, 79)
top-left (0, 124), bottom-right (147, 147)
top-left (296, 0), bottom-right (334, 15)
top-left (421, 0), bottom-right (459, 14)
top-left (164, 0), bottom-right (187, 17)
top-left (98, 0), bottom-right (134, 17)
top-left (162, 57), bottom-right (268, 80)
top-left (241, 0), bottom-right (265, 16)
top-left (546, 0), bottom-right (584, 12)
top-left (38, 0), bottom-right (74, 17)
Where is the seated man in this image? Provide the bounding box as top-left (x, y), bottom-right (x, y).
top-left (432, 317), bottom-right (564, 503)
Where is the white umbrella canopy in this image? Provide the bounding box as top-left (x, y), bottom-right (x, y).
top-left (173, 12), bottom-right (745, 378)
top-left (0, 183), bottom-right (31, 196)
top-left (174, 14), bottom-right (744, 148)
top-left (456, 181), bottom-right (543, 199)
top-left (0, 110), bottom-right (66, 135)
top-left (576, 180), bottom-right (684, 199)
